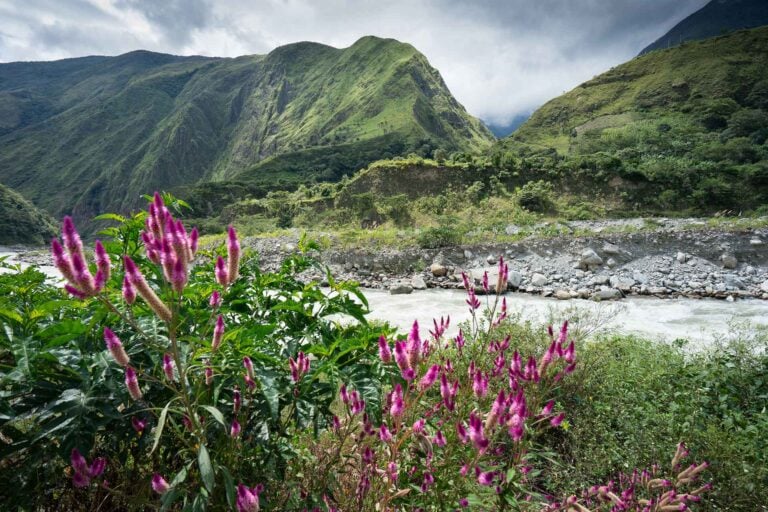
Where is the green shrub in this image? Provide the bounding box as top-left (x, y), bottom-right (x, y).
top-left (416, 225), bottom-right (462, 248)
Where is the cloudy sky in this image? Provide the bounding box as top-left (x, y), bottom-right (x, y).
top-left (0, 0), bottom-right (709, 126)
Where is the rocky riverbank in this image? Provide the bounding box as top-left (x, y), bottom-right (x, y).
top-left (246, 219), bottom-right (768, 301)
top-left (8, 218), bottom-right (768, 301)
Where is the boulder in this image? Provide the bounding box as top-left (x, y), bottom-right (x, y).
top-left (411, 276), bottom-right (427, 290)
top-left (723, 274), bottom-right (745, 290)
top-left (505, 224), bottom-right (521, 235)
top-left (486, 255), bottom-right (498, 265)
top-left (508, 270), bottom-right (523, 289)
top-left (579, 248), bottom-right (603, 269)
top-left (530, 273), bottom-right (548, 287)
top-left (430, 263), bottom-right (448, 277)
top-left (720, 253), bottom-right (737, 269)
top-left (602, 242), bottom-right (621, 255)
top-left (676, 252), bottom-right (689, 264)
top-left (389, 283), bottom-right (414, 295)
top-left (554, 289), bottom-right (571, 300)
top-left (761, 280), bottom-right (768, 293)
top-left (591, 288), bottom-right (622, 301)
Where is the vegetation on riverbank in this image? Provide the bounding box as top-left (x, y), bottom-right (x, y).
top-left (1, 195), bottom-right (765, 510)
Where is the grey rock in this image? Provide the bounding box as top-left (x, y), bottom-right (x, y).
top-left (750, 238), bottom-right (763, 246)
top-left (411, 276), bottom-right (427, 290)
top-left (579, 248), bottom-right (603, 269)
top-left (676, 252), bottom-right (689, 264)
top-left (530, 273), bottom-right (548, 287)
top-left (555, 289), bottom-right (571, 300)
top-left (463, 250), bottom-right (474, 260)
top-left (592, 288), bottom-right (622, 300)
top-left (590, 275), bottom-right (611, 286)
top-left (430, 263), bottom-right (448, 277)
top-left (389, 283), bottom-right (414, 295)
top-left (606, 257), bottom-right (618, 268)
top-left (632, 271), bottom-right (649, 284)
top-left (505, 225), bottom-right (521, 235)
top-left (486, 254), bottom-right (497, 265)
top-left (724, 274), bottom-right (745, 289)
top-left (761, 280), bottom-right (768, 293)
top-left (721, 253), bottom-right (738, 269)
top-left (602, 242), bottom-right (621, 255)
top-left (610, 276), bottom-right (636, 291)
top-left (508, 270), bottom-right (523, 289)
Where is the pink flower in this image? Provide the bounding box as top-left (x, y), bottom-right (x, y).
top-left (477, 470), bottom-right (495, 486)
top-left (472, 370), bottom-right (488, 398)
top-left (94, 240), bottom-right (110, 288)
top-left (468, 412), bottom-right (489, 453)
top-left (433, 430), bottom-right (446, 447)
top-left (394, 341), bottom-right (414, 380)
top-left (482, 271), bottom-right (490, 294)
top-left (162, 353), bottom-right (175, 382)
top-left (215, 256), bottom-right (229, 287)
top-left (456, 422), bottom-right (469, 443)
top-left (122, 275), bottom-right (136, 305)
top-left (227, 226), bottom-right (241, 284)
top-left (204, 359), bottom-right (213, 385)
top-left (209, 290), bottom-right (222, 309)
top-left (123, 256), bottom-right (172, 323)
top-left (71, 448), bottom-right (89, 476)
top-left (389, 384), bottom-right (404, 418)
top-left (243, 357), bottom-right (254, 380)
top-left (189, 227), bottom-right (199, 256)
top-left (412, 419), bottom-right (425, 433)
top-left (289, 352), bottom-right (310, 383)
top-left (131, 416), bottom-right (147, 434)
top-left (236, 483), bottom-right (264, 512)
top-left (152, 473), bottom-right (170, 495)
top-left (379, 423), bottom-right (393, 443)
top-left (550, 413), bottom-right (565, 427)
top-left (540, 400), bottom-right (555, 416)
top-left (233, 387), bottom-right (241, 413)
top-left (406, 320), bottom-right (422, 366)
top-left (419, 365), bottom-right (440, 390)
top-left (124, 366), bottom-right (142, 400)
top-left (387, 462), bottom-right (398, 482)
top-left (212, 315), bottom-right (225, 351)
top-left (170, 257), bottom-right (187, 293)
top-left (103, 327), bottom-right (130, 367)
top-left (230, 419), bottom-right (241, 438)
top-left (378, 336), bottom-right (391, 363)
top-left (454, 329), bottom-right (465, 350)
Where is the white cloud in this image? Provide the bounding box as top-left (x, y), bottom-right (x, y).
top-left (0, 0), bottom-right (710, 124)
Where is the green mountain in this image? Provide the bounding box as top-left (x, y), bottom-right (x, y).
top-left (0, 36), bottom-right (493, 226)
top-left (0, 183), bottom-right (57, 245)
top-left (497, 26), bottom-right (768, 213)
top-left (640, 0), bottom-right (768, 54)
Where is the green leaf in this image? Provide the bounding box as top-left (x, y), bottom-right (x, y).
top-left (198, 444), bottom-right (215, 493)
top-left (253, 365), bottom-right (281, 421)
top-left (220, 466), bottom-right (236, 509)
top-left (151, 402), bottom-right (170, 455)
top-left (200, 405), bottom-right (225, 427)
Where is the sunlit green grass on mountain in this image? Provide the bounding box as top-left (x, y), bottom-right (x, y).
top-left (0, 36), bottom-right (493, 229)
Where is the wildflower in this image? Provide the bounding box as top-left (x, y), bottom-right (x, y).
top-left (51, 217), bottom-right (110, 297)
top-left (540, 400), bottom-right (555, 416)
top-left (233, 387), bottom-right (241, 413)
top-left (482, 271), bottom-right (490, 294)
top-left (103, 327), bottom-right (130, 366)
top-left (170, 258), bottom-right (187, 293)
top-left (466, 287), bottom-right (481, 311)
top-left (71, 448), bottom-right (89, 476)
top-left (123, 256), bottom-right (172, 323)
top-left (162, 354), bottom-right (175, 382)
top-left (454, 329), bottom-right (465, 350)
top-left (289, 352), bottom-right (310, 383)
top-left (124, 366), bottom-right (142, 400)
top-left (212, 315), bottom-right (225, 351)
top-left (131, 416), bottom-right (147, 434)
top-left (215, 256), bottom-right (229, 286)
top-left (122, 275), bottom-right (136, 305)
top-left (472, 370), bottom-right (488, 398)
top-left (550, 413), bottom-right (565, 427)
top-left (70, 449), bottom-right (106, 488)
top-left (430, 316), bottom-right (449, 340)
top-left (152, 473), bottom-right (170, 495)
top-left (231, 419), bottom-right (241, 438)
top-left (421, 471), bottom-right (435, 492)
top-left (378, 336), bottom-right (391, 363)
top-left (406, 320), bottom-right (422, 366)
top-left (485, 389), bottom-right (506, 430)
top-left (456, 422), bottom-right (469, 443)
top-left (419, 365), bottom-right (440, 390)
top-left (412, 419), bottom-right (426, 433)
top-left (468, 412), bottom-right (489, 453)
top-left (394, 341), bottom-right (414, 380)
top-left (387, 462), bottom-right (398, 481)
top-left (477, 470), bottom-right (495, 486)
top-left (389, 384), bottom-right (404, 418)
top-left (459, 498), bottom-right (469, 507)
top-left (209, 290), bottom-right (222, 309)
top-left (379, 423), bottom-right (393, 443)
top-left (243, 356), bottom-right (254, 380)
top-left (204, 359), bottom-right (213, 385)
top-left (227, 226), bottom-right (241, 284)
top-left (433, 430), bottom-right (446, 447)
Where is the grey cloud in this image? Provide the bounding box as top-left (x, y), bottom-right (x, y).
top-left (0, 0), bottom-right (713, 124)
top-left (119, 0), bottom-right (213, 46)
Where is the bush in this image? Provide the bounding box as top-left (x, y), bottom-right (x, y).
top-left (517, 180), bottom-right (555, 213)
top-left (416, 225), bottom-right (462, 248)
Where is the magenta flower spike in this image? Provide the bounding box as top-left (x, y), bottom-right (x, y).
top-left (123, 256), bottom-right (172, 323)
top-left (412, 419), bottom-right (425, 433)
top-left (434, 430), bottom-right (446, 447)
top-left (209, 290), bottom-right (221, 309)
top-left (94, 240), bottom-right (110, 285)
top-left (104, 327), bottom-right (130, 367)
top-left (466, 287), bottom-right (481, 311)
top-left (482, 271), bottom-right (490, 294)
top-left (389, 384), bottom-right (404, 418)
top-left (454, 329), bottom-right (465, 351)
top-left (235, 483), bottom-right (262, 512)
top-left (550, 413), bottom-right (565, 427)
top-left (477, 471), bottom-right (495, 486)
top-left (230, 418), bottom-right (241, 438)
top-left (212, 315), bottom-right (225, 351)
top-left (152, 473), bottom-right (170, 495)
top-left (486, 390), bottom-right (506, 430)
top-left (51, 239), bottom-right (76, 284)
top-left (468, 412), bottom-right (489, 453)
top-left (243, 356), bottom-right (254, 380)
top-left (379, 423), bottom-right (393, 443)
top-left (124, 366), bottom-right (142, 400)
top-left (204, 360), bottom-right (214, 385)
top-left (377, 335), bottom-right (391, 363)
top-left (339, 384), bottom-right (350, 405)
top-left (227, 225), bottom-right (241, 285)
top-left (189, 227), bottom-right (199, 257)
top-left (540, 400), bottom-right (555, 416)
top-left (393, 341), bottom-right (414, 380)
top-left (132, 416), bottom-right (147, 434)
top-left (170, 257), bottom-right (187, 293)
top-left (406, 320), bottom-right (421, 366)
top-left (122, 275), bottom-right (136, 305)
top-left (72, 471), bottom-right (91, 488)
top-left (71, 448), bottom-right (89, 476)
top-left (472, 370), bottom-right (488, 398)
top-left (215, 255), bottom-right (229, 287)
top-left (162, 354), bottom-right (176, 382)
top-left (419, 364), bottom-right (440, 391)
top-left (61, 216), bottom-right (85, 261)
top-left (564, 340), bottom-right (576, 364)
top-left (387, 462), bottom-right (398, 482)
top-left (456, 422), bottom-right (469, 443)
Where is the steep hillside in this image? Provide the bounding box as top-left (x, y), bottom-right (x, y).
top-left (0, 183), bottom-right (57, 245)
top-left (0, 37), bottom-right (493, 227)
top-left (641, 0), bottom-right (768, 55)
top-left (496, 27), bottom-right (768, 214)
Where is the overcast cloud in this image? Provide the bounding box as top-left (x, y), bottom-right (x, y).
top-left (0, 0), bottom-right (708, 125)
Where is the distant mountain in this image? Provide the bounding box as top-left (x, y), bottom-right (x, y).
top-left (498, 26), bottom-right (768, 213)
top-left (0, 36), bottom-right (493, 227)
top-left (640, 0), bottom-right (768, 54)
top-left (0, 183), bottom-right (57, 245)
top-left (486, 113), bottom-right (530, 138)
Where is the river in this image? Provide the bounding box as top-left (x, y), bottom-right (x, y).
top-left (3, 247), bottom-right (766, 348)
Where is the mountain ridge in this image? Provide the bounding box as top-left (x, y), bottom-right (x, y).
top-left (0, 36), bottom-right (493, 228)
